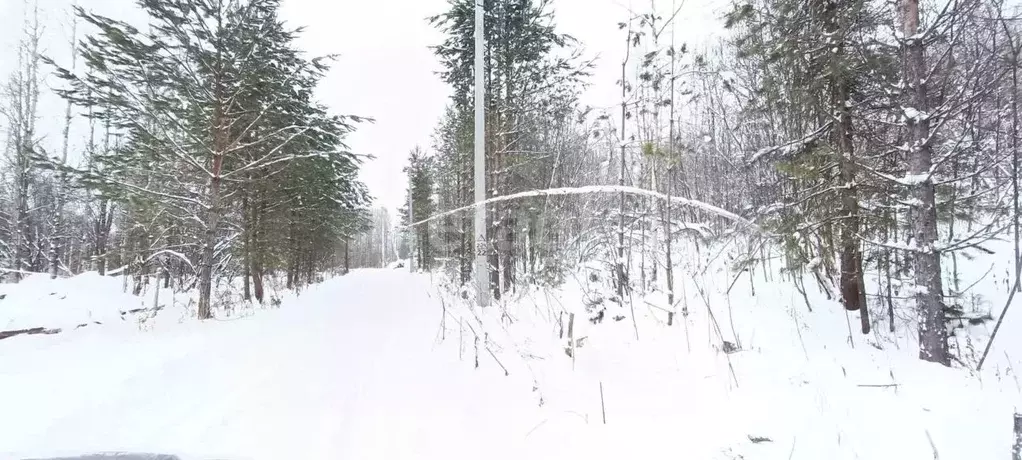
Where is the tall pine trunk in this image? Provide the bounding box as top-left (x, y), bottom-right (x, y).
top-left (344, 238), bottom-right (350, 275)
top-left (459, 153), bottom-right (472, 284)
top-left (901, 0), bottom-right (949, 365)
top-left (197, 70), bottom-right (227, 319)
top-left (835, 70), bottom-right (868, 331)
top-left (817, 0), bottom-right (869, 333)
top-left (197, 166), bottom-right (222, 319)
top-left (242, 193), bottom-right (252, 301)
top-left (94, 198), bottom-right (111, 275)
top-left (252, 193), bottom-right (266, 304)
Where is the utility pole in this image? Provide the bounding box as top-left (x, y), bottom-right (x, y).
top-left (474, 0), bottom-right (489, 307)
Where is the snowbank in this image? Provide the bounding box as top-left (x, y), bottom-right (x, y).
top-left (0, 273), bottom-right (154, 333)
top-left (431, 238), bottom-right (1022, 459)
top-left (0, 270), bottom-right (297, 339)
top-left (2, 238), bottom-right (1021, 458)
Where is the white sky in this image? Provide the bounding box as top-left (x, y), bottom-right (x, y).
top-left (0, 0), bottom-right (727, 212)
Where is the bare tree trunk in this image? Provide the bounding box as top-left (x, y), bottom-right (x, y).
top-left (1011, 45), bottom-right (1021, 291)
top-left (253, 196), bottom-right (265, 303)
top-left (617, 29), bottom-right (631, 299)
top-left (286, 213), bottom-right (298, 290)
top-left (49, 14), bottom-right (77, 279)
top-left (487, 109), bottom-right (501, 300)
top-left (901, 0), bottom-right (949, 365)
top-left (197, 50), bottom-right (227, 319)
top-left (996, 4), bottom-right (1022, 292)
top-left (1013, 413), bottom-right (1022, 460)
top-left (664, 22), bottom-right (677, 306)
top-left (7, 0), bottom-right (42, 281)
top-left (197, 177), bottom-right (221, 319)
top-left (343, 238), bottom-right (350, 275)
top-left (835, 83), bottom-right (868, 333)
top-left (380, 211), bottom-right (387, 267)
top-left (818, 1), bottom-right (869, 333)
top-left (95, 197), bottom-right (111, 275)
top-left (503, 213), bottom-right (515, 292)
top-left (243, 207), bottom-right (252, 301)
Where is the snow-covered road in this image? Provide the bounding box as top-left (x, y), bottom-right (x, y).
top-left (7, 267), bottom-right (1017, 460)
top-left (0, 270), bottom-right (542, 459)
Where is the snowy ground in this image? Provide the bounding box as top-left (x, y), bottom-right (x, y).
top-left (2, 243), bottom-right (1022, 459)
top-left (0, 270), bottom-right (549, 459)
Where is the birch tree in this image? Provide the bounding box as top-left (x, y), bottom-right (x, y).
top-left (1, 0), bottom-right (43, 279)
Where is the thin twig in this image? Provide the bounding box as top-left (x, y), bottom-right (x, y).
top-left (600, 381), bottom-right (607, 424)
top-left (978, 272), bottom-right (1021, 370)
top-left (486, 346), bottom-right (510, 376)
top-left (925, 429), bottom-right (939, 459)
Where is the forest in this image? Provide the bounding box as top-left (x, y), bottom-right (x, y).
top-left (3, 0), bottom-right (1022, 457)
top-left (402, 0), bottom-right (1022, 368)
top-left (2, 0), bottom-right (373, 319)
top-left (0, 0), bottom-right (1014, 367)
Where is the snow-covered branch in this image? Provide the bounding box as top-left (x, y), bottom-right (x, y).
top-left (400, 185), bottom-right (758, 232)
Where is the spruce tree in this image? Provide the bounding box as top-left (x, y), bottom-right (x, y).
top-left (50, 0), bottom-right (370, 316)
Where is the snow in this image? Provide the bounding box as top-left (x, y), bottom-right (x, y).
top-left (862, 237), bottom-right (921, 253)
top-left (868, 167), bottom-right (932, 187)
top-left (1, 239), bottom-right (1021, 459)
top-left (903, 106), bottom-right (928, 121)
top-left (401, 185), bottom-right (758, 232)
top-left (898, 173), bottom-right (930, 185)
top-left (0, 271), bottom-right (542, 460)
top-left (0, 272), bottom-right (151, 331)
top-left (748, 126), bottom-right (829, 164)
top-left (424, 239), bottom-right (1022, 459)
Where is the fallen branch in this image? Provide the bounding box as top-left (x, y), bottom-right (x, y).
top-left (978, 272), bottom-right (1021, 370)
top-left (1, 304), bottom-right (166, 342)
top-left (0, 326), bottom-right (62, 340)
top-left (486, 346), bottom-right (510, 376)
top-left (925, 429), bottom-right (939, 459)
top-left (121, 305), bottom-right (165, 316)
top-left (643, 299), bottom-right (673, 313)
top-left (0, 268), bottom-right (49, 275)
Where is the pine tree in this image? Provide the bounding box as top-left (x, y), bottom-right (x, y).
top-left (726, 0), bottom-right (887, 333)
top-left (402, 146), bottom-right (436, 271)
top-left (899, 0), bottom-right (948, 365)
top-left (50, 0), bottom-right (370, 316)
top-left (430, 0), bottom-right (587, 297)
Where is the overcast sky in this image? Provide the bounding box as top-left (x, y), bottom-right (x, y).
top-left (0, 0), bottom-right (727, 212)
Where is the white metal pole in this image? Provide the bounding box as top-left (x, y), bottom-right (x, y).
top-left (474, 0), bottom-right (489, 307)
